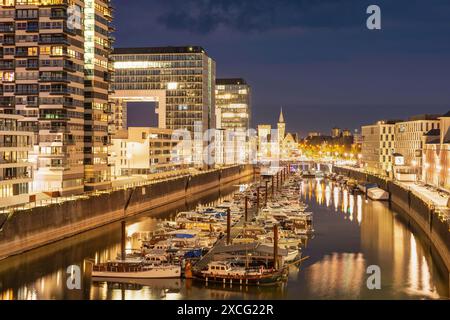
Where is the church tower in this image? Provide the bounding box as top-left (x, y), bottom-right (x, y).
top-left (277, 108), bottom-right (286, 145)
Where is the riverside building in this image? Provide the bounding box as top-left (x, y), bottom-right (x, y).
top-left (110, 127), bottom-right (187, 178)
top-left (361, 120), bottom-right (398, 176)
top-left (422, 111), bottom-right (450, 192)
top-left (111, 46), bottom-right (216, 134)
top-left (0, 111), bottom-right (33, 207)
top-left (0, 0), bottom-right (114, 195)
top-left (215, 78), bottom-right (251, 131)
top-left (393, 115), bottom-right (440, 181)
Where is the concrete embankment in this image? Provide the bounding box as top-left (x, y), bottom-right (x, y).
top-left (333, 166), bottom-right (450, 273)
top-left (0, 165), bottom-right (255, 260)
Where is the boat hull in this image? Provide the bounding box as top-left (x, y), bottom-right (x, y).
top-left (194, 269), bottom-right (288, 286)
top-left (92, 266), bottom-right (181, 279)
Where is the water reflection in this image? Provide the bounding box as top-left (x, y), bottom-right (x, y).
top-left (300, 179), bottom-right (447, 299)
top-left (0, 178), bottom-right (448, 300)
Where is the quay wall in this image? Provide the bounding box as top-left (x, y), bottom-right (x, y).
top-left (0, 165), bottom-right (255, 260)
top-left (333, 166), bottom-right (450, 273)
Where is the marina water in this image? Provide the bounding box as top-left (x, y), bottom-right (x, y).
top-left (0, 178), bottom-right (448, 300)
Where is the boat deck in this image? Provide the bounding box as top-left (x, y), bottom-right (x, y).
top-left (193, 206), bottom-right (258, 272)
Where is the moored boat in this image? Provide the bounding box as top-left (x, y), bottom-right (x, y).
top-left (195, 261), bottom-right (288, 285)
top-left (92, 260), bottom-right (181, 279)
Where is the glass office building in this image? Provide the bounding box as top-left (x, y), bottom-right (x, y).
top-left (112, 46), bottom-right (216, 134)
top-left (215, 78), bottom-right (251, 131)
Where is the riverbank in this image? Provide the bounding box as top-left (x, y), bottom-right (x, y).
top-left (0, 165), bottom-right (255, 261)
top-left (333, 166), bottom-right (450, 274)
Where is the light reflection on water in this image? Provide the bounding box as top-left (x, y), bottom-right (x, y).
top-left (0, 178), bottom-right (448, 300)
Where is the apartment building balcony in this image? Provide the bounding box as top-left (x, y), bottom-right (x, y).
top-left (0, 159), bottom-right (32, 168)
top-left (39, 76), bottom-right (70, 83)
top-left (38, 114), bottom-right (69, 121)
top-left (0, 97), bottom-right (15, 108)
top-left (63, 61), bottom-right (77, 73)
top-left (1, 37), bottom-right (15, 45)
top-left (0, 61), bottom-right (14, 70)
top-left (0, 26), bottom-right (14, 33)
top-left (0, 175), bottom-right (32, 185)
top-left (38, 36), bottom-right (69, 45)
top-left (39, 125), bottom-right (70, 134)
top-left (25, 26), bottom-right (39, 33)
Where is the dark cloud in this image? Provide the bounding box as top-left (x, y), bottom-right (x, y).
top-left (112, 0), bottom-right (450, 135)
top-left (149, 0), bottom-right (450, 34)
top-left (155, 0), bottom-right (361, 33)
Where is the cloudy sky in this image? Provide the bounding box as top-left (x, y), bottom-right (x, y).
top-left (113, 0), bottom-right (450, 136)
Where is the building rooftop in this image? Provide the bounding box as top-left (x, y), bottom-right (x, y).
top-left (113, 46), bottom-right (208, 55)
top-left (216, 78), bottom-right (248, 85)
top-left (408, 114), bottom-right (440, 121)
top-left (441, 110), bottom-right (450, 117)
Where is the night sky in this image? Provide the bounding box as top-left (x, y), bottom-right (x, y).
top-left (113, 0), bottom-right (450, 137)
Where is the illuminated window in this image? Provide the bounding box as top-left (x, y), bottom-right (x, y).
top-left (28, 47), bottom-right (38, 56)
top-left (40, 46), bottom-right (51, 55)
top-left (51, 46), bottom-right (63, 56)
top-left (167, 82), bottom-right (178, 90)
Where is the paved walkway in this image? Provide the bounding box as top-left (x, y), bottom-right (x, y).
top-left (339, 166), bottom-right (449, 209)
top-left (398, 182), bottom-right (449, 208)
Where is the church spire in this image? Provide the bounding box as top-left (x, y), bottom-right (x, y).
top-left (279, 107), bottom-right (285, 123)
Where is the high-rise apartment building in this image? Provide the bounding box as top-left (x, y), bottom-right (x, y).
top-left (215, 78), bottom-right (251, 131)
top-left (83, 0), bottom-right (114, 191)
top-left (111, 46), bottom-right (216, 134)
top-left (0, 0), bottom-right (113, 195)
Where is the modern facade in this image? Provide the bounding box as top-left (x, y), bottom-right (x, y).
top-left (394, 115), bottom-right (440, 180)
top-left (361, 121), bottom-right (397, 176)
top-left (422, 111), bottom-right (450, 192)
top-left (111, 46), bottom-right (216, 134)
top-left (0, 111), bottom-right (33, 207)
top-left (83, 0), bottom-right (114, 191)
top-left (110, 127), bottom-right (187, 178)
top-left (215, 78), bottom-right (251, 131)
top-left (0, 0), bottom-right (114, 196)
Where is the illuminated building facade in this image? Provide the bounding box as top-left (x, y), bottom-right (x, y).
top-left (112, 46), bottom-right (216, 134)
top-left (110, 127), bottom-right (186, 177)
top-left (0, 0), bottom-right (113, 196)
top-left (257, 124), bottom-right (272, 159)
top-left (393, 115), bottom-right (440, 180)
top-left (422, 111), bottom-right (450, 192)
top-left (0, 111), bottom-right (33, 206)
top-left (361, 121), bottom-right (398, 176)
top-left (257, 109), bottom-right (298, 160)
top-left (215, 78), bottom-right (251, 131)
top-left (83, 0), bottom-right (114, 191)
